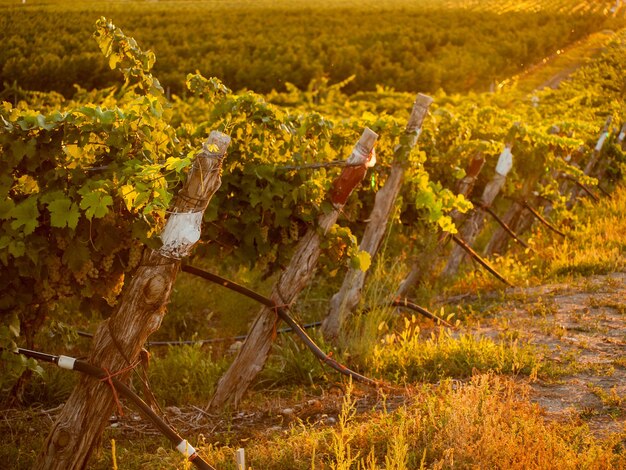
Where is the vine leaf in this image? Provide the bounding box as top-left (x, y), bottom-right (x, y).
top-left (120, 184), bottom-right (139, 212)
top-left (164, 156), bottom-right (192, 173)
top-left (10, 196), bottom-right (39, 235)
top-left (48, 197), bottom-right (80, 229)
top-left (350, 250), bottom-right (371, 272)
top-left (79, 188), bottom-right (113, 220)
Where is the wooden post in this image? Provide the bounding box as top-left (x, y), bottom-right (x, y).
top-left (483, 174), bottom-right (538, 256)
top-left (321, 94), bottom-right (433, 341)
top-left (593, 122), bottom-right (623, 187)
top-left (395, 151), bottom-right (484, 298)
top-left (37, 131), bottom-right (231, 470)
top-left (441, 143), bottom-right (513, 278)
top-left (209, 128), bottom-right (378, 409)
top-left (584, 117), bottom-right (612, 179)
top-left (457, 152), bottom-right (486, 200)
top-left (586, 117), bottom-right (612, 174)
top-left (568, 117), bottom-right (612, 206)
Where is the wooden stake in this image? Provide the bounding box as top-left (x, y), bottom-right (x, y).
top-left (442, 143), bottom-right (513, 279)
top-left (37, 132), bottom-right (230, 470)
top-left (483, 173), bottom-right (539, 256)
top-left (236, 448), bottom-right (245, 470)
top-left (395, 151), bottom-right (484, 298)
top-left (322, 94), bottom-right (433, 341)
top-left (521, 200), bottom-right (566, 238)
top-left (208, 128), bottom-right (378, 409)
top-left (481, 204), bottom-right (530, 249)
top-left (450, 234), bottom-right (513, 287)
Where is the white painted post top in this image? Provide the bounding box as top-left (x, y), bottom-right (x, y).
top-left (202, 130), bottom-right (231, 157)
top-left (595, 132), bottom-right (609, 152)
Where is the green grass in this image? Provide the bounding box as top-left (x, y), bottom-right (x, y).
top-left (146, 344), bottom-right (229, 406)
top-left (370, 319), bottom-right (541, 383)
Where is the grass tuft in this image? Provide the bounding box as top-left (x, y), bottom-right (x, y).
top-left (369, 317), bottom-right (541, 383)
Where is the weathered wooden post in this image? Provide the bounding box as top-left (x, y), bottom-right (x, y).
top-left (483, 175), bottom-right (538, 256)
top-left (37, 131), bottom-right (231, 470)
top-left (441, 143), bottom-right (513, 279)
top-left (592, 120), bottom-right (624, 187)
top-left (209, 128), bottom-right (378, 409)
top-left (568, 117), bottom-right (612, 206)
top-left (456, 153), bottom-right (486, 200)
top-left (321, 94), bottom-right (433, 341)
top-left (395, 151), bottom-right (485, 298)
top-left (585, 117), bottom-right (612, 175)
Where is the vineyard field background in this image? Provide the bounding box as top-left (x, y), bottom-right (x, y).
top-left (1, 0), bottom-right (625, 97)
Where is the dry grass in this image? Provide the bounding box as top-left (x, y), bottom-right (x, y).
top-left (93, 375), bottom-right (624, 469)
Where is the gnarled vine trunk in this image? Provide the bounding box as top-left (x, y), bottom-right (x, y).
top-left (37, 132), bottom-right (230, 470)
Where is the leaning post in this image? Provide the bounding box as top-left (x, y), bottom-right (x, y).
top-left (395, 151), bottom-right (485, 298)
top-left (322, 94), bottom-right (433, 341)
top-left (441, 142), bottom-right (513, 279)
top-left (568, 117), bottom-right (612, 206)
top-left (209, 128), bottom-right (378, 409)
top-left (37, 132), bottom-right (231, 470)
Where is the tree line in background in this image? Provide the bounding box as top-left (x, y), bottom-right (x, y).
top-left (0, 0), bottom-right (623, 101)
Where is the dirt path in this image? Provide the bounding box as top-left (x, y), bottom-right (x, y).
top-left (505, 30), bottom-right (615, 93)
top-left (467, 272), bottom-right (626, 436)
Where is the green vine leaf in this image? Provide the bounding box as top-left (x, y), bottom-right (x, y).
top-left (350, 250), bottom-right (371, 272)
top-left (48, 197), bottom-right (80, 229)
top-left (9, 196), bottom-right (39, 235)
top-left (79, 188), bottom-right (113, 220)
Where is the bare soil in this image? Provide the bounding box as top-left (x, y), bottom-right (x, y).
top-left (467, 272), bottom-right (626, 436)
